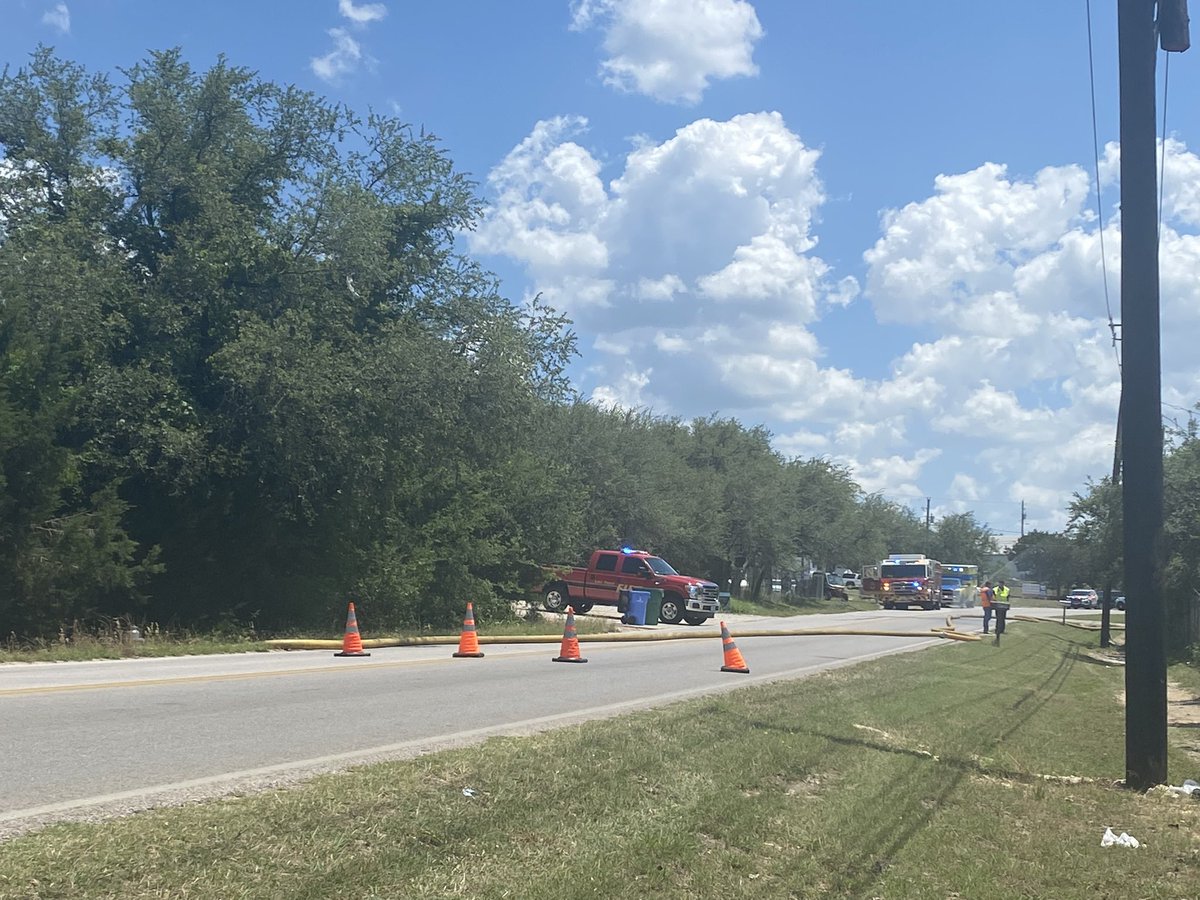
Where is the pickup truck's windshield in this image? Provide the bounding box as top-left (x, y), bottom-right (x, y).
top-left (645, 557), bottom-right (678, 575)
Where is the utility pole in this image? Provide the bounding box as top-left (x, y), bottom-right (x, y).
top-left (1102, 394), bottom-right (1125, 649)
top-left (1118, 0), bottom-right (1176, 791)
top-left (925, 497), bottom-right (931, 530)
top-left (1020, 501), bottom-right (1026, 538)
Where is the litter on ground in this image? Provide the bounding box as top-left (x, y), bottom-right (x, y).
top-left (1101, 827), bottom-right (1141, 848)
top-left (1165, 778), bottom-right (1199, 798)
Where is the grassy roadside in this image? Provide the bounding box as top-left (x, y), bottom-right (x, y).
top-left (3, 622), bottom-right (1199, 898)
top-left (0, 615), bottom-right (618, 665)
top-left (0, 632), bottom-right (272, 664)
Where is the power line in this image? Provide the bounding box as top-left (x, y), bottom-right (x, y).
top-left (1158, 48), bottom-right (1170, 237)
top-left (1085, 0), bottom-right (1122, 368)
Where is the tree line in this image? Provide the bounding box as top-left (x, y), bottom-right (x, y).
top-left (1010, 418), bottom-right (1200, 656)
top-left (0, 48), bottom-right (1083, 640)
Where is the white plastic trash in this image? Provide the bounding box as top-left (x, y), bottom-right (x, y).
top-left (1101, 827), bottom-right (1140, 848)
top-left (1167, 778), bottom-right (1199, 797)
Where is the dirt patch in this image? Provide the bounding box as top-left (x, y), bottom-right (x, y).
top-left (1168, 684), bottom-right (1200, 727)
top-left (1117, 683), bottom-right (1200, 727)
top-left (785, 773), bottom-right (829, 797)
top-left (1083, 647), bottom-right (1125, 666)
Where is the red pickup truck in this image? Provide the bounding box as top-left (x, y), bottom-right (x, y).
top-left (537, 549), bottom-right (720, 626)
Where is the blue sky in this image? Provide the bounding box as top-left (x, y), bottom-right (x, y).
top-left (5, 0), bottom-right (1199, 538)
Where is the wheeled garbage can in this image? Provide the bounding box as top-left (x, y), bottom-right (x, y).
top-left (644, 588), bottom-right (662, 626)
top-left (624, 589), bottom-right (650, 625)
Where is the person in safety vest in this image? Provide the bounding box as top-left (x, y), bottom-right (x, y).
top-left (980, 581), bottom-right (994, 634)
top-left (992, 580), bottom-right (1011, 642)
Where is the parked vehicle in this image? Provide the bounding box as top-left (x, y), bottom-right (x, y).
top-left (535, 549), bottom-right (719, 626)
top-left (840, 572), bottom-right (862, 589)
top-left (1061, 588), bottom-right (1099, 609)
top-left (823, 573), bottom-right (849, 601)
top-left (1114, 595), bottom-right (1126, 611)
top-left (940, 564), bottom-right (979, 607)
top-left (861, 554), bottom-right (944, 610)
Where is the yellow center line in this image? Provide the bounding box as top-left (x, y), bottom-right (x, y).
top-left (0, 646), bottom-right (557, 698)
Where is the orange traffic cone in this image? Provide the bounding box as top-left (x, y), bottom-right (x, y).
top-left (334, 602), bottom-right (371, 657)
top-left (453, 602), bottom-right (485, 658)
top-left (553, 607), bottom-right (588, 663)
top-left (719, 621), bottom-right (749, 673)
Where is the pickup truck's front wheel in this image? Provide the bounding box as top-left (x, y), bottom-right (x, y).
top-left (658, 594), bottom-right (685, 625)
top-left (543, 584), bottom-right (568, 613)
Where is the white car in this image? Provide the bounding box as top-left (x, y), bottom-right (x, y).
top-left (1061, 589), bottom-right (1099, 609)
top-left (841, 572), bottom-right (861, 589)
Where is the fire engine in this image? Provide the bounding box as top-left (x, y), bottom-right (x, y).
top-left (861, 554), bottom-right (944, 610)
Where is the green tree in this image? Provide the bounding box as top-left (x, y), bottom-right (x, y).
top-left (847, 495), bottom-right (928, 569)
top-left (1162, 421), bottom-right (1200, 655)
top-left (684, 417), bottom-right (790, 596)
top-left (0, 48), bottom-right (577, 635)
top-left (786, 458), bottom-right (858, 574)
top-left (1065, 478), bottom-right (1122, 593)
top-left (1007, 530), bottom-right (1080, 594)
top-left (930, 512), bottom-right (996, 567)
top-left (0, 50), bottom-right (161, 635)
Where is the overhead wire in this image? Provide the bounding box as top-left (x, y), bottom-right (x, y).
top-left (1159, 49), bottom-right (1170, 238)
top-left (1085, 0), bottom-right (1120, 368)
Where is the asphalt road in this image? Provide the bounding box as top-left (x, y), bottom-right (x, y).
top-left (0, 605), bottom-right (1074, 837)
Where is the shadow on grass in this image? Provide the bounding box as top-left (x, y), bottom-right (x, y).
top-left (726, 632), bottom-right (1083, 896)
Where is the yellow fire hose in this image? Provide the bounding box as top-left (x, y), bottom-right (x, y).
top-left (1009, 613), bottom-right (1125, 631)
top-left (264, 625), bottom-right (981, 651)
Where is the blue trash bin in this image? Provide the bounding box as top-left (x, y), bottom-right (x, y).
top-left (625, 589), bottom-right (650, 625)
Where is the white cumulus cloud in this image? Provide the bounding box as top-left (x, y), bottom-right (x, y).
top-left (311, 28), bottom-right (364, 81)
top-left (864, 161), bottom-right (1092, 325)
top-left (311, 0), bottom-right (387, 82)
top-left (858, 147), bottom-right (1200, 529)
top-left (591, 367), bottom-right (653, 409)
top-left (850, 449), bottom-right (942, 499)
top-left (570, 0), bottom-right (764, 104)
top-left (473, 111), bottom-right (857, 422)
top-left (42, 2), bottom-right (70, 33)
top-left (339, 0), bottom-right (387, 24)
top-left (477, 111), bottom-right (1200, 531)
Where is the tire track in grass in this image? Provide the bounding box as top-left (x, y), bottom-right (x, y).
top-left (800, 629), bottom-right (1082, 897)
